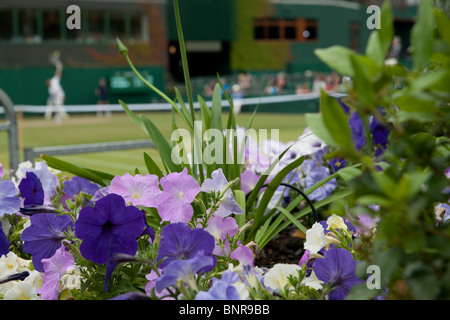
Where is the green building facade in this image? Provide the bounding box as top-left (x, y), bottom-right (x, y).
top-left (0, 0), bottom-right (418, 106)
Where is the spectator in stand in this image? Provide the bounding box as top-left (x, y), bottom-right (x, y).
top-left (313, 73), bottom-right (327, 93)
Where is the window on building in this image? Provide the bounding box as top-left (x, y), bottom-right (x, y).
top-left (86, 11), bottom-right (105, 43)
top-left (110, 11), bottom-right (126, 40)
top-left (0, 9), bottom-right (13, 40)
top-left (0, 8), bottom-right (146, 44)
top-left (18, 9), bottom-right (37, 42)
top-left (130, 12), bottom-right (144, 42)
top-left (42, 10), bottom-right (60, 40)
top-left (253, 18), bottom-right (317, 42)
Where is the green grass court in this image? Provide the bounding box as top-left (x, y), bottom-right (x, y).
top-left (1, 111), bottom-right (308, 176)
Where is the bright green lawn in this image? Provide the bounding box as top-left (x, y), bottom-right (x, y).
top-left (1, 111), bottom-right (307, 176)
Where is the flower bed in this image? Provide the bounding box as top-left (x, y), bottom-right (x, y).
top-left (0, 0), bottom-right (449, 301)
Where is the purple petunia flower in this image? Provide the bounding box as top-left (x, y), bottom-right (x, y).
top-left (195, 270), bottom-right (243, 300)
top-left (60, 176), bottom-right (99, 207)
top-left (0, 179), bottom-right (21, 216)
top-left (313, 248), bottom-right (363, 300)
top-left (155, 252), bottom-right (215, 293)
top-left (18, 171), bottom-right (44, 206)
top-left (370, 116), bottom-right (390, 146)
top-left (156, 168), bottom-right (200, 223)
top-left (19, 162), bottom-right (59, 203)
top-left (329, 158), bottom-right (347, 173)
top-left (348, 111), bottom-right (366, 151)
top-left (75, 194), bottom-right (146, 265)
top-left (109, 173), bottom-right (161, 208)
top-left (0, 220), bottom-right (11, 256)
top-left (21, 213), bottom-right (74, 272)
top-left (304, 162), bottom-right (337, 202)
top-left (157, 222), bottom-right (216, 272)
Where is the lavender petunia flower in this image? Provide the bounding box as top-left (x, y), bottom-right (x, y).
top-left (157, 222), bottom-right (216, 272)
top-left (75, 194), bottom-right (146, 265)
top-left (240, 168), bottom-right (262, 195)
top-left (195, 270), bottom-right (243, 300)
top-left (156, 168), bottom-right (200, 223)
top-left (304, 162), bottom-right (337, 202)
top-left (60, 176), bottom-right (99, 207)
top-left (109, 173), bottom-right (161, 207)
top-left (18, 171), bottom-right (44, 206)
top-left (348, 111), bottom-right (365, 151)
top-left (21, 213), bottom-right (74, 272)
top-left (313, 248), bottom-right (363, 300)
top-left (201, 168), bottom-right (244, 217)
top-left (230, 241), bottom-right (254, 267)
top-left (92, 186), bottom-right (110, 202)
top-left (36, 245), bottom-right (75, 300)
top-left (203, 215), bottom-right (239, 256)
top-left (155, 252), bottom-right (215, 293)
top-left (0, 179), bottom-right (21, 216)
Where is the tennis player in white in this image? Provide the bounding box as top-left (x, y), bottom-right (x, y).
top-left (45, 51), bottom-right (68, 124)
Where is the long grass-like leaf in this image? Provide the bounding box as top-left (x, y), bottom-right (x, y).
top-left (41, 154), bottom-right (113, 186)
top-left (246, 156), bottom-right (305, 242)
top-left (143, 152), bottom-right (164, 178)
top-left (141, 116), bottom-right (183, 173)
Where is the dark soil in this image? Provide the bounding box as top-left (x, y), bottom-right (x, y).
top-left (254, 226), bottom-right (306, 268)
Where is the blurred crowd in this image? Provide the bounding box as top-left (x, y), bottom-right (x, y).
top-left (199, 70), bottom-right (345, 100)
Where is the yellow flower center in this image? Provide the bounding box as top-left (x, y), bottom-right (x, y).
top-left (132, 192), bottom-right (140, 199)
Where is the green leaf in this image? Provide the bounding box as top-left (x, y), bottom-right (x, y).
top-left (365, 31), bottom-right (384, 66)
top-left (320, 91), bottom-right (357, 156)
top-left (41, 154), bottom-right (113, 186)
top-left (305, 113), bottom-right (339, 148)
top-left (245, 144), bottom-right (297, 213)
top-left (143, 152), bottom-right (164, 178)
top-left (174, 87), bottom-right (194, 131)
top-left (379, 0), bottom-right (394, 56)
top-left (410, 0), bottom-right (435, 72)
top-left (257, 189), bottom-right (352, 249)
top-left (337, 165), bottom-right (362, 182)
top-left (247, 156), bottom-right (305, 240)
top-left (233, 189), bottom-right (246, 228)
top-left (198, 95), bottom-right (211, 131)
top-left (119, 100), bottom-right (144, 131)
top-left (314, 46), bottom-right (357, 77)
top-left (350, 55), bottom-right (377, 109)
top-left (141, 115), bottom-right (183, 173)
top-left (211, 83), bottom-right (223, 132)
top-left (275, 206), bottom-right (308, 233)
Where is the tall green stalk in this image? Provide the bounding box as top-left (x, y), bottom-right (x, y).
top-left (173, 0), bottom-right (195, 123)
top-left (173, 0), bottom-right (204, 184)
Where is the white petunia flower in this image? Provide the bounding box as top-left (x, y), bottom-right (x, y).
top-left (301, 271), bottom-right (324, 290)
top-left (263, 264), bottom-right (301, 292)
top-left (304, 222), bottom-right (340, 254)
top-left (3, 282), bottom-right (41, 300)
top-left (326, 214), bottom-right (348, 231)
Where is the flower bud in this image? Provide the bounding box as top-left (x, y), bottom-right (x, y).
top-left (116, 37), bottom-right (128, 56)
